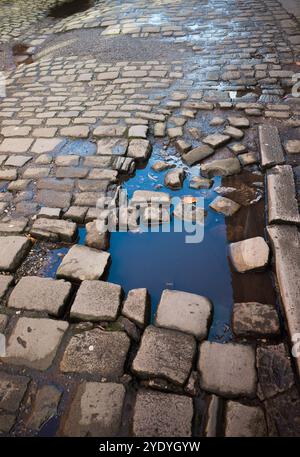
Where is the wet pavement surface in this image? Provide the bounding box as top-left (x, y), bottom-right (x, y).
top-left (0, 0), bottom-right (300, 438)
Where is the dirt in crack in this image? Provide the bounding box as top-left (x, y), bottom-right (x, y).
top-left (48, 0), bottom-right (95, 18)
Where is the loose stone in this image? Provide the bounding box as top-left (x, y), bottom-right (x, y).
top-left (122, 288), bottom-right (149, 328)
top-left (0, 236), bottom-right (31, 272)
top-left (229, 237), bottom-right (269, 272)
top-left (201, 158), bottom-right (241, 178)
top-left (57, 245), bottom-right (110, 281)
top-left (182, 144), bottom-right (214, 166)
top-left (233, 302), bottom-right (280, 337)
top-left (224, 402), bottom-right (267, 437)
top-left (209, 196), bottom-right (241, 216)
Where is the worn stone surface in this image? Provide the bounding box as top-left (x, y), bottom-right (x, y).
top-left (209, 196), bottom-right (241, 216)
top-left (201, 158), bottom-right (241, 178)
top-left (8, 276), bottom-right (72, 316)
top-left (85, 221), bottom-right (110, 251)
top-left (285, 140), bottom-right (300, 154)
top-left (202, 133), bottom-right (230, 149)
top-left (259, 125), bottom-right (285, 168)
top-left (257, 344), bottom-right (295, 400)
top-left (70, 280), bottom-right (122, 321)
top-left (27, 385), bottom-right (62, 431)
top-left (56, 245), bottom-right (110, 282)
top-left (155, 289), bottom-right (212, 340)
top-left (0, 372), bottom-right (30, 433)
top-left (233, 302), bottom-right (280, 337)
top-left (60, 329), bottom-right (130, 377)
top-left (267, 165), bottom-right (300, 225)
top-left (133, 390), bottom-right (193, 437)
top-left (0, 236), bottom-right (30, 272)
top-left (229, 237), bottom-right (270, 273)
top-left (122, 288), bottom-right (149, 328)
top-left (182, 144), bottom-right (214, 166)
top-left (198, 341), bottom-right (257, 397)
top-left (131, 190), bottom-right (170, 204)
top-left (164, 168), bottom-right (185, 189)
top-left (132, 325), bottom-right (196, 386)
top-left (204, 395), bottom-right (220, 437)
top-left (31, 218), bottom-right (77, 242)
top-left (5, 317), bottom-right (68, 371)
top-left (189, 176), bottom-right (213, 189)
top-left (127, 139), bottom-right (151, 160)
top-left (61, 382), bottom-right (125, 437)
top-left (265, 387), bottom-right (300, 437)
top-left (224, 402), bottom-right (267, 437)
top-left (0, 275), bottom-right (13, 300)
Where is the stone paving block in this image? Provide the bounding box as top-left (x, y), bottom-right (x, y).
top-left (57, 245), bottom-right (110, 281)
top-left (164, 168), bottom-right (185, 189)
top-left (202, 133), bottom-right (230, 149)
top-left (5, 317), bottom-right (69, 371)
top-left (97, 138), bottom-right (128, 156)
top-left (60, 329), bottom-right (130, 377)
top-left (155, 289), bottom-right (212, 340)
top-left (233, 302), bottom-right (280, 337)
top-left (63, 206), bottom-right (87, 223)
top-left (60, 126), bottom-right (89, 138)
top-left (265, 387), bottom-right (300, 437)
top-left (198, 341), bottom-right (257, 398)
top-left (133, 390), bottom-right (193, 437)
top-left (61, 382), bottom-right (125, 437)
top-left (94, 125), bottom-right (127, 138)
top-left (36, 189), bottom-right (72, 209)
top-left (122, 288), bottom-right (149, 328)
top-left (201, 158), bottom-right (241, 178)
top-left (0, 169), bottom-right (17, 181)
top-left (70, 280), bottom-right (122, 321)
top-left (0, 275), bottom-right (13, 299)
top-left (209, 196), bottom-right (240, 216)
top-left (0, 236), bottom-right (31, 272)
top-left (8, 276), bottom-right (72, 316)
top-left (31, 218), bottom-right (77, 242)
top-left (182, 144), bottom-right (214, 166)
top-left (259, 125), bottom-right (285, 169)
top-left (257, 343), bottom-right (295, 400)
top-left (38, 207), bottom-right (62, 219)
top-left (267, 165), bottom-right (300, 225)
top-left (0, 372), bottom-right (30, 433)
top-left (5, 155), bottom-right (32, 167)
top-left (229, 236), bottom-right (269, 272)
top-left (132, 325), bottom-right (196, 386)
top-left (285, 140), bottom-right (300, 154)
top-left (0, 138), bottom-right (34, 154)
top-left (31, 139), bottom-right (64, 154)
top-left (128, 125), bottom-right (148, 139)
top-left (127, 139), bottom-right (151, 160)
top-left (26, 385), bottom-right (62, 431)
top-left (0, 218), bottom-right (28, 235)
top-left (224, 402), bottom-right (267, 437)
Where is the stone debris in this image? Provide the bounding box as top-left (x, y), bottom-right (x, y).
top-left (198, 341), bottom-right (257, 398)
top-left (8, 276), bottom-right (72, 316)
top-left (60, 329), bottom-right (130, 377)
top-left (202, 133), bottom-right (230, 149)
top-left (189, 176), bottom-right (213, 189)
top-left (224, 402), bottom-right (267, 437)
top-left (228, 116), bottom-right (250, 128)
top-left (182, 144), bottom-right (214, 166)
top-left (56, 245), bottom-right (110, 281)
top-left (122, 288), bottom-right (149, 328)
top-left (133, 390), bottom-right (193, 437)
top-left (164, 168), bottom-right (185, 189)
top-left (223, 126), bottom-right (244, 140)
top-left (233, 302), bottom-right (280, 337)
top-left (151, 161), bottom-right (174, 172)
top-left (209, 196), bottom-right (241, 216)
top-left (132, 325), bottom-right (196, 386)
top-left (229, 237), bottom-right (270, 272)
top-left (85, 221), bottom-right (110, 251)
top-left (155, 289), bottom-right (212, 339)
top-left (61, 382), bottom-right (125, 437)
top-left (0, 236), bottom-right (31, 272)
top-left (70, 280), bottom-right (122, 321)
top-left (5, 317), bottom-right (68, 371)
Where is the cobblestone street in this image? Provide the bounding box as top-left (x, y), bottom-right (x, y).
top-left (0, 0), bottom-right (300, 438)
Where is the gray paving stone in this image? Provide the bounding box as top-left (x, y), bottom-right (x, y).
top-left (132, 325), bottom-right (196, 386)
top-left (209, 196), bottom-right (241, 216)
top-left (0, 138), bottom-right (34, 154)
top-left (63, 206), bottom-right (87, 223)
top-left (0, 169), bottom-right (17, 181)
top-left (164, 168), bottom-right (185, 189)
top-left (265, 387), bottom-right (300, 437)
top-left (31, 218), bottom-right (77, 242)
top-left (257, 344), bottom-right (295, 400)
top-left (233, 302), bottom-right (280, 337)
top-left (5, 155), bottom-right (32, 167)
top-left (128, 125), bottom-right (148, 139)
top-left (0, 275), bottom-right (13, 299)
top-left (201, 158), bottom-right (241, 178)
top-left (224, 402), bottom-right (267, 437)
top-left (229, 237), bottom-right (270, 273)
top-left (127, 139), bottom-right (151, 160)
top-left (26, 385), bottom-right (62, 431)
top-left (155, 289), bottom-right (212, 340)
top-left (0, 372), bottom-right (29, 433)
top-left (0, 236), bottom-right (31, 272)
top-left (223, 126), bottom-right (244, 140)
top-left (36, 189), bottom-right (72, 209)
top-left (285, 140), bottom-right (300, 154)
top-left (259, 125), bottom-right (285, 169)
top-left (60, 329), bottom-right (130, 377)
top-left (70, 280), bottom-right (122, 321)
top-left (122, 288), bottom-right (149, 328)
top-left (57, 245), bottom-right (110, 282)
top-left (8, 276), bottom-right (72, 316)
top-left (5, 317), bottom-right (68, 371)
top-left (267, 165), bottom-right (300, 225)
top-left (267, 225), bottom-right (300, 379)
top-left (61, 382), bottom-right (125, 437)
top-left (182, 144), bottom-right (214, 166)
top-left (38, 207), bottom-right (62, 219)
top-left (133, 390), bottom-right (193, 437)
top-left (0, 218), bottom-right (28, 235)
top-left (198, 341), bottom-right (257, 397)
top-left (31, 139), bottom-right (64, 154)
top-left (202, 133), bottom-right (230, 149)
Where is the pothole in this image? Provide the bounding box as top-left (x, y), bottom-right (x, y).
top-left (48, 0), bottom-right (95, 19)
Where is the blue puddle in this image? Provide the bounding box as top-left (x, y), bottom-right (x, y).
top-left (106, 149), bottom-right (234, 342)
